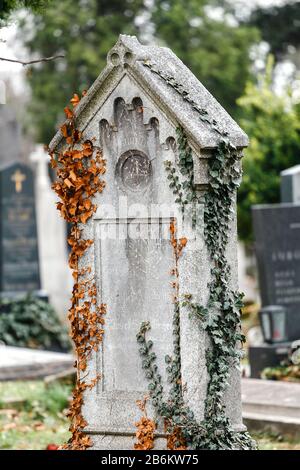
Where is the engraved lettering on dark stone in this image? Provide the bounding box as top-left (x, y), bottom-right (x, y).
top-left (0, 163), bottom-right (40, 294)
top-left (253, 204), bottom-right (300, 340)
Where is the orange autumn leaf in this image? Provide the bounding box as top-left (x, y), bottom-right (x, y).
top-left (179, 237), bottom-right (188, 247)
top-left (80, 211), bottom-right (92, 224)
top-left (70, 93), bottom-right (80, 107)
top-left (169, 220), bottom-right (175, 234)
top-left (64, 178), bottom-right (73, 188)
top-left (60, 124), bottom-right (68, 137)
top-left (64, 106), bottom-right (73, 119)
top-left (50, 158), bottom-right (57, 169)
top-left (72, 149), bottom-right (84, 159)
top-left (66, 135), bottom-right (74, 145)
top-left (69, 170), bottom-right (77, 182)
top-left (50, 89), bottom-right (106, 451)
top-left (83, 199), bottom-right (91, 210)
top-left (82, 141), bottom-right (93, 156)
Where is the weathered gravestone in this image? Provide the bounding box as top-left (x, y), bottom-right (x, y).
top-left (281, 165), bottom-right (300, 204)
top-left (49, 35), bottom-right (251, 450)
top-left (252, 204), bottom-right (300, 341)
top-left (0, 162), bottom-right (41, 296)
top-left (0, 106), bottom-right (21, 167)
top-left (30, 145), bottom-right (72, 318)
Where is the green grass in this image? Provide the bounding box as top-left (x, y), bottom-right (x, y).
top-left (0, 380), bottom-right (71, 450)
top-left (1, 380), bottom-right (300, 450)
top-left (253, 431), bottom-right (300, 450)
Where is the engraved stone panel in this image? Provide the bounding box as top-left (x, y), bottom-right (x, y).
top-left (94, 218), bottom-right (174, 393)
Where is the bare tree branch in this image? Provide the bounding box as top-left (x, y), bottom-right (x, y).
top-left (0, 54), bottom-right (65, 66)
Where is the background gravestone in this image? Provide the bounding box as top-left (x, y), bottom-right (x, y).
top-left (0, 106), bottom-right (21, 167)
top-left (251, 165), bottom-right (300, 377)
top-left (50, 35), bottom-right (249, 450)
top-left (252, 204), bottom-right (300, 341)
top-left (0, 162), bottom-right (41, 296)
top-left (281, 165), bottom-right (300, 204)
top-left (251, 203), bottom-right (300, 377)
top-left (30, 146), bottom-right (72, 318)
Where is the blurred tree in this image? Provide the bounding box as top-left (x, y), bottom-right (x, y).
top-left (237, 57), bottom-right (300, 242)
top-left (18, 0), bottom-right (259, 144)
top-left (152, 0), bottom-right (259, 120)
top-left (18, 0), bottom-right (144, 143)
top-left (248, 1), bottom-right (300, 61)
top-left (0, 0), bottom-right (49, 25)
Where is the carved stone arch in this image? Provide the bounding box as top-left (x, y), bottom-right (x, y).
top-left (165, 136), bottom-right (177, 151)
top-left (99, 119), bottom-right (110, 147)
top-left (132, 96), bottom-right (143, 111)
top-left (145, 117), bottom-right (159, 135)
top-left (113, 97), bottom-right (126, 126)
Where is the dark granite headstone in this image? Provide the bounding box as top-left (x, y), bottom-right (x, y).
top-left (252, 203), bottom-right (300, 340)
top-left (0, 162), bottom-right (41, 295)
top-left (249, 342), bottom-right (290, 378)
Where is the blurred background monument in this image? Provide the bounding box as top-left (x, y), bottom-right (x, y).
top-left (0, 105), bottom-right (71, 317)
top-left (250, 166), bottom-right (300, 377)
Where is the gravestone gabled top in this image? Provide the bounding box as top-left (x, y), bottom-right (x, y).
top-left (49, 34), bottom-right (248, 154)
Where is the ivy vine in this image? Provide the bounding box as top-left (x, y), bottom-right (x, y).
top-left (136, 222), bottom-right (192, 450)
top-left (181, 135), bottom-right (255, 449)
top-left (135, 60), bottom-right (256, 450)
top-left (165, 128), bottom-right (198, 226)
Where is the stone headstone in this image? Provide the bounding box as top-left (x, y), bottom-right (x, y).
top-left (0, 106), bottom-right (21, 166)
top-left (281, 165), bottom-right (300, 204)
top-left (0, 162), bottom-right (41, 295)
top-left (49, 35), bottom-right (249, 449)
top-left (252, 203), bottom-right (300, 341)
top-left (30, 146), bottom-right (72, 318)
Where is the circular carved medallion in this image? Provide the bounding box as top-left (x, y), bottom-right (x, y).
top-left (116, 150), bottom-right (152, 191)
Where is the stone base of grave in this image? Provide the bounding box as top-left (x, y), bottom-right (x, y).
top-left (86, 424), bottom-right (248, 450)
top-left (0, 346), bottom-right (74, 381)
top-left (242, 378), bottom-right (300, 438)
top-left (87, 432), bottom-right (167, 450)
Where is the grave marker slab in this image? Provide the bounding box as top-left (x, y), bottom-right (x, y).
top-left (0, 106), bottom-right (21, 166)
top-left (281, 165), bottom-right (300, 204)
top-left (49, 35), bottom-right (249, 449)
top-left (0, 162), bottom-right (41, 295)
top-left (252, 203), bottom-right (300, 341)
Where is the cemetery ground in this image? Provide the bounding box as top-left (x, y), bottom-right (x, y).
top-left (0, 380), bottom-right (71, 450)
top-left (0, 379), bottom-right (299, 451)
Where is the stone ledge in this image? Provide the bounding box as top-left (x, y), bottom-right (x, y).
top-left (242, 378), bottom-right (300, 437)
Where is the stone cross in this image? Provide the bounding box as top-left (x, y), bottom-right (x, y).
top-left (11, 168), bottom-right (27, 193)
top-left (49, 35), bottom-right (249, 450)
